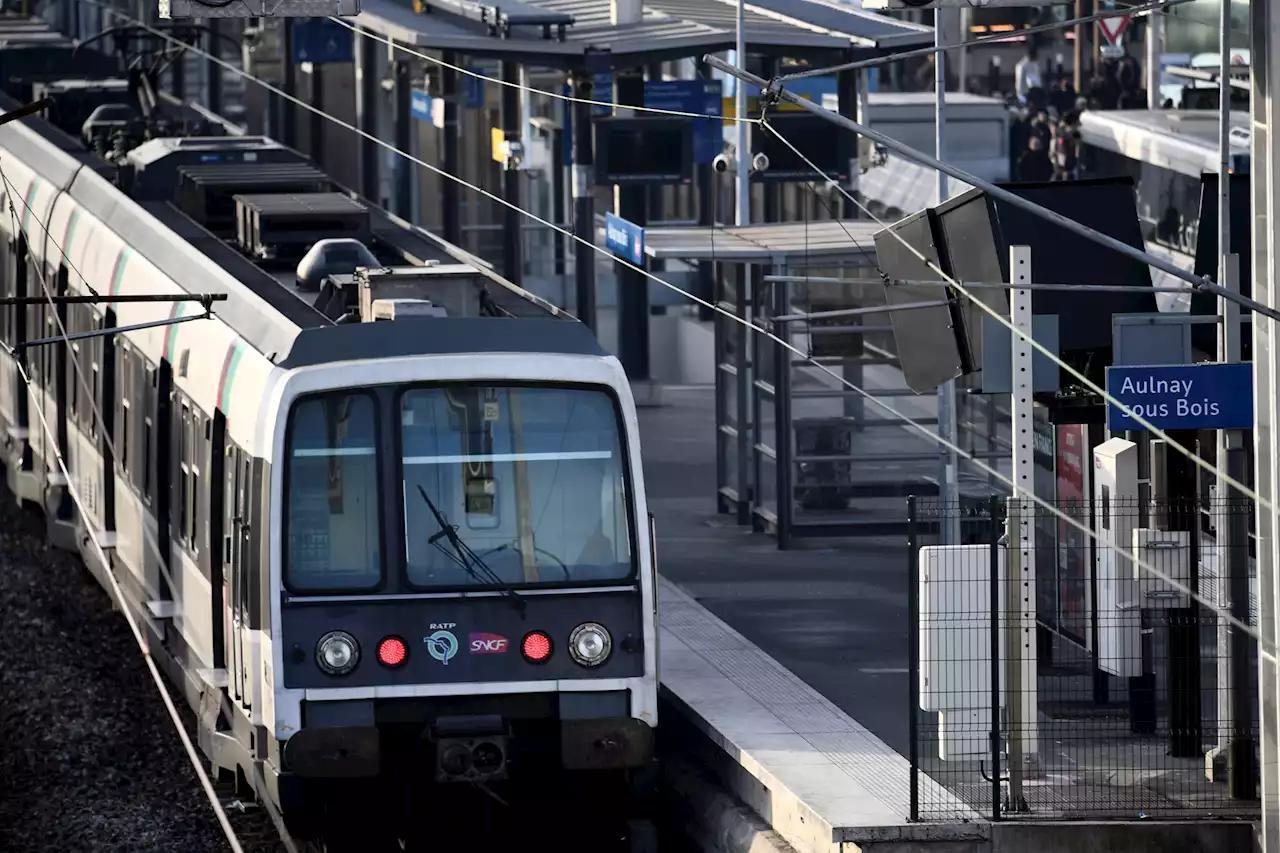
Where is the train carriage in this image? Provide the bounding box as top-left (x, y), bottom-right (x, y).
top-left (0, 33), bottom-right (658, 850)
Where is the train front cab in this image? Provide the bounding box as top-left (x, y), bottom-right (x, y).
top-left (263, 356), bottom-right (659, 835)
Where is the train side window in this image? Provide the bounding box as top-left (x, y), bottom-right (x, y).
top-left (143, 365), bottom-right (154, 503)
top-left (0, 239), bottom-right (9, 345)
top-left (10, 235), bottom-right (26, 349)
top-left (203, 418), bottom-right (212, 551)
top-left (118, 341), bottom-right (131, 480)
top-left (68, 305), bottom-right (80, 422)
top-left (27, 302), bottom-right (40, 385)
top-left (224, 444), bottom-right (237, 566)
top-left (189, 413), bottom-right (202, 555)
top-left (89, 314), bottom-right (100, 439)
top-left (178, 400), bottom-right (190, 550)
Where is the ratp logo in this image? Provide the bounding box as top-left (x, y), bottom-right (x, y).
top-left (425, 630), bottom-right (459, 665)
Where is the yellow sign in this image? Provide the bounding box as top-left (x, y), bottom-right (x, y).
top-left (721, 94), bottom-right (815, 119)
top-left (491, 127), bottom-right (507, 163)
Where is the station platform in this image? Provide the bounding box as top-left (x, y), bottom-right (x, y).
top-left (643, 384), bottom-right (973, 852)
top-left (642, 385), bottom-right (928, 758)
top-left (643, 386), bottom-right (1255, 853)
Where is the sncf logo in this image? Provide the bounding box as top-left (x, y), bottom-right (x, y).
top-left (469, 632), bottom-right (509, 654)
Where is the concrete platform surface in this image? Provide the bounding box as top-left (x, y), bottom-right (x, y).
top-left (657, 575), bottom-right (979, 853)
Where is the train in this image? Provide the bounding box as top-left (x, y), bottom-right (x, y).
top-left (0, 14), bottom-right (658, 850)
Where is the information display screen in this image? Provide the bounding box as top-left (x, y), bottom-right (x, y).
top-left (751, 114), bottom-right (850, 182)
top-left (593, 117), bottom-right (693, 186)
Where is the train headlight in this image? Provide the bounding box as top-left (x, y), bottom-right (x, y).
top-left (316, 630), bottom-right (360, 675)
top-left (568, 622), bottom-right (612, 667)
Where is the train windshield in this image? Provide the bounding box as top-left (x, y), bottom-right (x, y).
top-left (399, 384), bottom-right (634, 588)
top-left (285, 392), bottom-right (384, 592)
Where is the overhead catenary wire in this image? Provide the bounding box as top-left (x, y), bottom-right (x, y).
top-left (72, 0), bottom-right (1278, 657)
top-left (0, 164), bottom-right (253, 853)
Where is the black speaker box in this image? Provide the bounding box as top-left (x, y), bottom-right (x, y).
top-left (874, 176), bottom-right (1160, 394)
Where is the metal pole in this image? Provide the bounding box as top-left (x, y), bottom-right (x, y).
top-left (1246, 0), bottom-right (1277, 840)
top-left (936, 12), bottom-right (961, 547)
top-left (1074, 0), bottom-right (1084, 92)
top-left (501, 60), bottom-right (523, 287)
top-left (735, 11), bottom-right (749, 226)
top-left (1146, 8), bottom-right (1162, 109)
top-left (441, 53), bottom-right (461, 247)
top-left (1221, 250), bottom-right (1256, 796)
top-left (907, 494), bottom-right (920, 822)
top-left (1215, 0), bottom-right (1255, 797)
top-left (1214, 0), bottom-right (1238, 783)
top-left (702, 53), bottom-right (1280, 320)
top-left (1006, 245), bottom-right (1037, 813)
top-left (571, 73), bottom-right (597, 331)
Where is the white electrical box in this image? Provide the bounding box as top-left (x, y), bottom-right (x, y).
top-left (1133, 529), bottom-right (1192, 608)
top-left (918, 544), bottom-right (1037, 760)
top-left (1093, 437), bottom-right (1141, 678)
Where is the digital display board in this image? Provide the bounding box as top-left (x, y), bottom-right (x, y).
top-left (592, 117), bottom-right (694, 186)
top-left (751, 114), bottom-right (851, 182)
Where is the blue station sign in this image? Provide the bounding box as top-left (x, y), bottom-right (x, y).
top-left (604, 213), bottom-right (645, 266)
top-left (410, 90), bottom-right (430, 121)
top-left (290, 19), bottom-right (354, 65)
top-left (1105, 363), bottom-right (1254, 431)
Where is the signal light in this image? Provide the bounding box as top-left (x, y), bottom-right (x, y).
top-left (378, 636), bottom-right (408, 667)
top-left (521, 631), bottom-right (553, 663)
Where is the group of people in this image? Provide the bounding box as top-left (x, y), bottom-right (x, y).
top-left (1008, 46), bottom-right (1149, 184)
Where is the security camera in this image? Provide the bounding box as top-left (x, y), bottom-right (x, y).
top-left (712, 153), bottom-right (731, 174)
top-left (752, 152), bottom-right (770, 173)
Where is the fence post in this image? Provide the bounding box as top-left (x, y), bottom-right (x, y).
top-left (1004, 497), bottom-right (1029, 812)
top-left (989, 494), bottom-right (1002, 821)
top-left (907, 495), bottom-right (919, 823)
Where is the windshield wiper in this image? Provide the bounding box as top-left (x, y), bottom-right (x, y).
top-left (416, 485), bottom-right (525, 615)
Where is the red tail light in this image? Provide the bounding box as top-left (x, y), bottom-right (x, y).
top-left (378, 636), bottom-right (407, 667)
top-left (521, 631), bottom-right (553, 663)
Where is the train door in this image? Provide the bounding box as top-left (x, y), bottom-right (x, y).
top-left (210, 415), bottom-right (226, 675)
top-left (224, 446), bottom-right (250, 709)
top-left (9, 235), bottom-right (28, 435)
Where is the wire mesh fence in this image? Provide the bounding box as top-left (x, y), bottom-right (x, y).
top-left (907, 495), bottom-right (1260, 822)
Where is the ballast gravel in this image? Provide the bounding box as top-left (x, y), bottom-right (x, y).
top-left (0, 490), bottom-right (284, 853)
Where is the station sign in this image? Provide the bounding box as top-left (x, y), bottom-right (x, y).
top-left (290, 19), bottom-right (354, 66)
top-left (1105, 363), bottom-right (1254, 431)
top-left (604, 213), bottom-right (644, 266)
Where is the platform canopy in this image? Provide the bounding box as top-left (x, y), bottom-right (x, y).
top-left (354, 0), bottom-right (932, 67)
top-left (643, 220), bottom-right (883, 264)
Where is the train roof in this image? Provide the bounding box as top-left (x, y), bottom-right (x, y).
top-left (1078, 109), bottom-right (1250, 177)
top-left (0, 15), bottom-right (576, 365)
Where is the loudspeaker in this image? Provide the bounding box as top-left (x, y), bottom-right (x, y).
top-left (874, 176), bottom-right (1160, 394)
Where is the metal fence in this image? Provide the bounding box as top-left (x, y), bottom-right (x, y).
top-left (907, 495), bottom-right (1260, 822)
